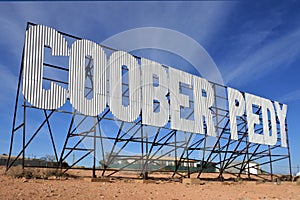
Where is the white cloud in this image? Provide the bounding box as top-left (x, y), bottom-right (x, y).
top-left (223, 29), bottom-right (300, 86)
top-left (0, 15), bottom-right (25, 57)
top-left (279, 89), bottom-right (300, 103)
top-left (0, 64), bottom-right (19, 103)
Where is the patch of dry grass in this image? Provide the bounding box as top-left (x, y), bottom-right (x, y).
top-left (5, 165), bottom-right (76, 179)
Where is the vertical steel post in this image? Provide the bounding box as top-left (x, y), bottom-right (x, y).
top-left (186, 143), bottom-right (190, 178)
top-left (22, 98), bottom-right (26, 169)
top-left (93, 116), bottom-right (97, 178)
top-left (7, 23), bottom-right (30, 171)
top-left (286, 120), bottom-right (293, 180)
top-left (268, 145), bottom-right (273, 181)
top-left (175, 131), bottom-right (177, 171)
top-left (145, 125), bottom-right (149, 179)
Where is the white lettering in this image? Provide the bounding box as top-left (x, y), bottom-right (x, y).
top-left (228, 88), bottom-right (245, 140)
top-left (22, 25), bottom-right (68, 109)
top-left (109, 51), bottom-right (141, 122)
top-left (274, 102), bottom-right (288, 147)
top-left (194, 76), bottom-right (215, 136)
top-left (141, 58), bottom-right (169, 127)
top-left (69, 40), bottom-right (107, 116)
top-left (21, 25), bottom-right (289, 148)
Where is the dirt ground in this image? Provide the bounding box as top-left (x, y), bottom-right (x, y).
top-left (1, 167), bottom-right (299, 200)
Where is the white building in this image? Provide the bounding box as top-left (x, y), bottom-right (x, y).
top-left (225, 161), bottom-right (260, 175)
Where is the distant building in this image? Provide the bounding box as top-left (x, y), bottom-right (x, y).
top-left (101, 154), bottom-right (216, 172)
top-left (1, 154), bottom-right (69, 168)
top-left (225, 161), bottom-right (261, 175)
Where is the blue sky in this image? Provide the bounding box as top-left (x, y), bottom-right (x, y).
top-left (0, 1), bottom-right (300, 173)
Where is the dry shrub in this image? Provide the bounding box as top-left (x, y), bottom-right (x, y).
top-left (6, 166), bottom-right (73, 179)
top-left (6, 165), bottom-right (25, 178)
top-left (295, 177), bottom-right (300, 185)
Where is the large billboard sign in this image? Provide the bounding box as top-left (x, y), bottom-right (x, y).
top-left (22, 25), bottom-right (287, 147)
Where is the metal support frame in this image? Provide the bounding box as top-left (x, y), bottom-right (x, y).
top-left (6, 22), bottom-right (292, 181)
